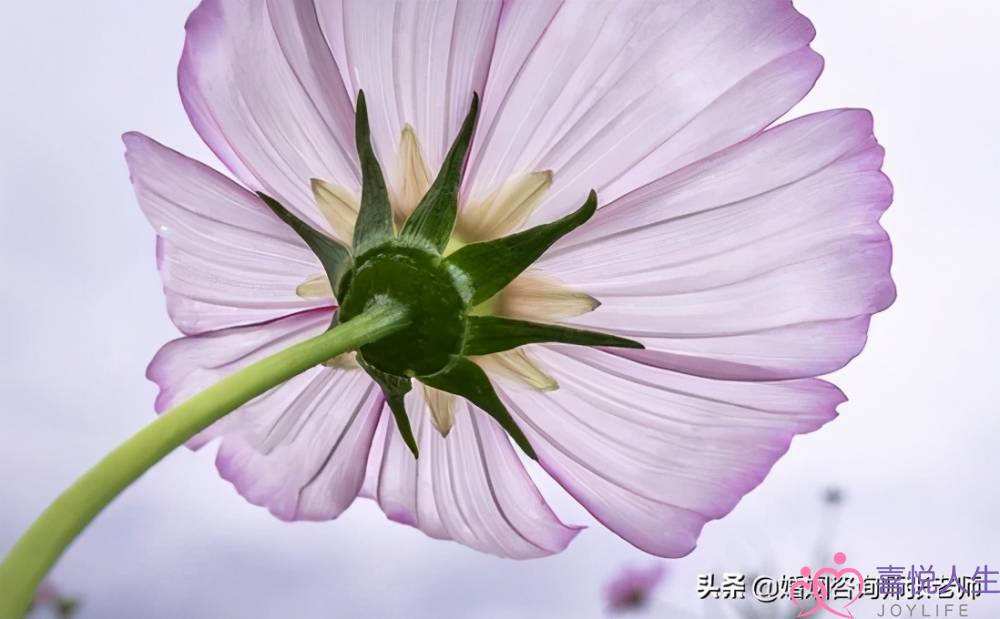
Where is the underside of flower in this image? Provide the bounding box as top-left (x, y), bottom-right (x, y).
top-left (260, 92), bottom-right (642, 459)
top-left (121, 0), bottom-right (896, 561)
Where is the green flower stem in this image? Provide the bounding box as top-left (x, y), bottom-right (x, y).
top-left (0, 302), bottom-right (410, 619)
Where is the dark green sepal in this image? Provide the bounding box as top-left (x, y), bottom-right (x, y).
top-left (358, 355), bottom-right (419, 458)
top-left (258, 193), bottom-right (352, 298)
top-left (421, 357), bottom-right (537, 460)
top-left (400, 93), bottom-right (480, 253)
top-left (443, 190), bottom-right (598, 306)
top-left (352, 90), bottom-right (395, 257)
top-left (463, 315), bottom-right (644, 356)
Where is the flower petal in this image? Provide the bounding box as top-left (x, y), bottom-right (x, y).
top-left (501, 346), bottom-right (841, 557)
top-left (147, 307), bottom-right (335, 449)
top-left (423, 384), bottom-right (457, 437)
top-left (457, 170), bottom-right (553, 242)
top-left (540, 109), bottom-right (895, 380)
top-left (215, 370), bottom-right (383, 522)
top-left (359, 414), bottom-right (388, 501)
top-left (467, 0), bottom-right (821, 223)
top-left (497, 271), bottom-right (600, 322)
top-left (476, 349), bottom-right (559, 392)
top-left (180, 0), bottom-right (359, 223)
top-left (124, 132), bottom-right (328, 334)
top-left (318, 0), bottom-right (502, 195)
top-left (311, 178), bottom-right (359, 244)
top-left (393, 125), bottom-right (434, 221)
top-left (150, 305), bottom-right (381, 520)
top-left (370, 390), bottom-right (580, 559)
top-left (295, 274), bottom-right (334, 300)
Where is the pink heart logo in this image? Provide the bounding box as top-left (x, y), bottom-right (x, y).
top-left (789, 574), bottom-right (823, 617)
top-left (813, 563), bottom-right (863, 618)
top-left (788, 566), bottom-right (826, 618)
top-left (789, 553), bottom-right (863, 618)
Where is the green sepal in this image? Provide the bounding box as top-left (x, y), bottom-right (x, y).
top-left (358, 354), bottom-right (419, 458)
top-left (443, 190), bottom-right (598, 306)
top-left (420, 357), bottom-right (536, 460)
top-left (258, 193), bottom-right (353, 298)
top-left (463, 315), bottom-right (644, 356)
top-left (400, 93), bottom-right (479, 253)
top-left (352, 90), bottom-right (395, 257)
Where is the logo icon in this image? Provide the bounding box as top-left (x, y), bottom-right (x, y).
top-left (790, 552), bottom-right (864, 618)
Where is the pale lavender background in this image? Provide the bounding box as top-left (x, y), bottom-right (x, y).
top-left (1, 2), bottom-right (998, 618)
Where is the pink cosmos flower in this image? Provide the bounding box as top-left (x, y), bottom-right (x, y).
top-left (31, 581), bottom-right (80, 618)
top-left (125, 0), bottom-right (894, 559)
top-left (604, 563), bottom-right (668, 613)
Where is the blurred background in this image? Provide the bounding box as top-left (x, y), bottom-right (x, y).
top-left (1, 1), bottom-right (998, 617)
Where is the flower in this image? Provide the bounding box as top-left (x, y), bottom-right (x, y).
top-left (605, 563), bottom-right (667, 613)
top-left (125, 0), bottom-right (894, 559)
top-left (31, 581), bottom-right (80, 618)
top-left (824, 486), bottom-right (845, 506)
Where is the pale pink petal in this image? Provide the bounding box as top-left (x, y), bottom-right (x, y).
top-left (124, 132), bottom-right (328, 335)
top-left (358, 413), bottom-right (388, 500)
top-left (539, 109), bottom-right (895, 380)
top-left (151, 303), bottom-right (382, 520)
top-left (500, 346), bottom-right (841, 557)
top-left (604, 46), bottom-right (822, 200)
top-left (371, 389), bottom-right (580, 559)
top-left (147, 308), bottom-right (334, 449)
top-left (474, 0), bottom-right (562, 135)
top-left (180, 0), bottom-right (359, 224)
top-left (215, 370), bottom-right (383, 522)
top-left (466, 0), bottom-right (821, 222)
top-left (316, 0), bottom-right (501, 192)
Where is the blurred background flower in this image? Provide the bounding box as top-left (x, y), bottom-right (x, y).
top-left (604, 563), bottom-right (667, 614)
top-left (30, 581), bottom-right (81, 619)
top-left (719, 486), bottom-right (847, 619)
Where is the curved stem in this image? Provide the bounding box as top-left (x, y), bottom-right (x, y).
top-left (0, 303), bottom-right (409, 618)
